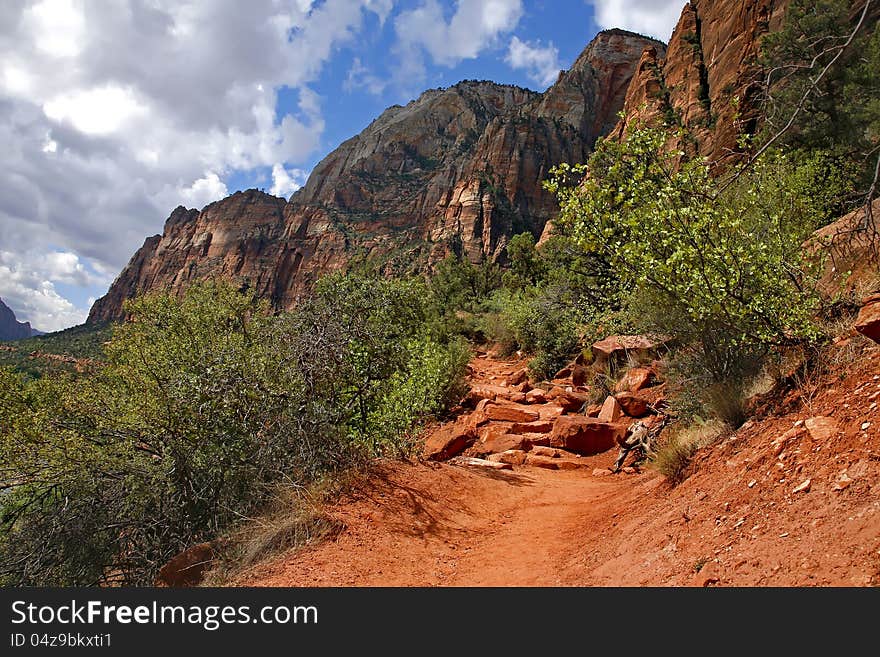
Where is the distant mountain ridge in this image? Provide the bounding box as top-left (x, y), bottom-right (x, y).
top-left (89, 0), bottom-right (789, 324)
top-left (88, 29), bottom-right (663, 323)
top-left (0, 298), bottom-right (39, 340)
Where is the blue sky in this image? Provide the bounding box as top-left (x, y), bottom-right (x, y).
top-left (0, 0), bottom-right (684, 331)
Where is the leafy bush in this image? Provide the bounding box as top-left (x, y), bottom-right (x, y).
top-left (0, 276), bottom-right (468, 585)
top-left (368, 337), bottom-right (470, 453)
top-left (546, 124), bottom-right (838, 386)
top-left (494, 286), bottom-right (581, 379)
top-left (429, 253), bottom-right (502, 315)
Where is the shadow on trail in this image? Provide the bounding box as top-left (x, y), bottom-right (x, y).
top-left (344, 462), bottom-right (536, 541)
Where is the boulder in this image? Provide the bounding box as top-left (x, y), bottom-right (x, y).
top-left (854, 293), bottom-right (880, 344)
top-left (520, 432), bottom-right (552, 448)
top-left (591, 334), bottom-right (670, 368)
top-left (531, 446), bottom-right (561, 458)
top-left (549, 388), bottom-right (590, 413)
top-left (506, 368), bottom-right (530, 386)
top-left (423, 418), bottom-right (476, 460)
top-left (549, 416), bottom-right (625, 456)
top-left (525, 388), bottom-right (547, 404)
top-left (475, 429), bottom-right (529, 456)
top-left (614, 392), bottom-right (650, 417)
top-left (598, 395), bottom-right (623, 423)
top-left (615, 367), bottom-right (656, 393)
top-left (805, 416), bottom-right (839, 441)
top-left (155, 542), bottom-right (215, 587)
top-left (509, 419), bottom-right (555, 435)
top-left (547, 386), bottom-right (566, 399)
top-left (465, 384), bottom-right (509, 405)
top-left (488, 450), bottom-right (529, 466)
top-left (536, 404), bottom-right (566, 420)
top-left (465, 401), bottom-right (493, 430)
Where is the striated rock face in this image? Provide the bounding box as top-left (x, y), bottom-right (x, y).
top-left (0, 297), bottom-right (35, 340)
top-left (88, 30), bottom-right (660, 323)
top-left (613, 0), bottom-right (789, 165)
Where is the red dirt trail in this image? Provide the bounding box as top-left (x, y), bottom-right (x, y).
top-left (238, 345), bottom-right (880, 587)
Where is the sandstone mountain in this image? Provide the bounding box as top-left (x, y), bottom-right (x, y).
top-left (89, 0), bottom-right (793, 324)
top-left (88, 29), bottom-right (663, 323)
top-left (0, 298), bottom-right (36, 341)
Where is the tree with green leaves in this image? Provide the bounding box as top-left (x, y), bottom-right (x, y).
top-left (545, 123), bottom-right (844, 384)
top-left (760, 0), bottom-right (879, 210)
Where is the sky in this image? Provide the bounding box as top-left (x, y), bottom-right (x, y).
top-left (0, 0), bottom-right (686, 332)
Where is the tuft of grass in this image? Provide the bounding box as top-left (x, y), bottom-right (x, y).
top-left (650, 420), bottom-right (725, 484)
top-left (706, 381), bottom-right (748, 429)
top-left (585, 362), bottom-right (615, 404)
top-left (693, 556), bottom-right (710, 572)
top-left (201, 475), bottom-right (354, 585)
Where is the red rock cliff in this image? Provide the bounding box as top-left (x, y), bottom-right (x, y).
top-left (613, 0), bottom-right (789, 165)
top-left (89, 29), bottom-right (661, 323)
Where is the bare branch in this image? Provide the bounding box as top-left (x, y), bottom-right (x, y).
top-left (717, 0), bottom-right (873, 195)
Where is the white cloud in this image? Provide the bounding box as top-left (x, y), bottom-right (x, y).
top-left (0, 250), bottom-right (110, 331)
top-left (345, 57), bottom-right (388, 96)
top-left (0, 0), bottom-right (390, 331)
top-left (588, 0), bottom-right (685, 41)
top-left (38, 250), bottom-right (107, 287)
top-left (43, 85), bottom-right (147, 136)
top-left (180, 172), bottom-right (229, 209)
top-left (505, 36), bottom-right (561, 88)
top-left (394, 0), bottom-right (523, 85)
top-left (270, 164), bottom-right (308, 199)
top-left (22, 0), bottom-right (86, 58)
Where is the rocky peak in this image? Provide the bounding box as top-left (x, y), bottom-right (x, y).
top-left (613, 0), bottom-right (788, 164)
top-left (0, 297), bottom-right (35, 341)
top-left (88, 29), bottom-right (660, 323)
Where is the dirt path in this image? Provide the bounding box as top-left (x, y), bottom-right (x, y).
top-left (238, 353), bottom-right (640, 587)
top-left (238, 346), bottom-right (880, 587)
top-left (238, 461), bottom-right (634, 587)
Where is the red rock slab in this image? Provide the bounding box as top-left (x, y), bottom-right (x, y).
top-left (549, 416), bottom-right (625, 456)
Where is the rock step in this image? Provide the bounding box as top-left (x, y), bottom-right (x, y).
top-left (509, 419), bottom-right (554, 435)
top-left (549, 416), bottom-right (626, 456)
top-left (526, 454), bottom-right (591, 470)
top-left (448, 456), bottom-right (513, 471)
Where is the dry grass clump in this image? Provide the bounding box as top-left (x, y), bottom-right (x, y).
top-left (650, 420), bottom-right (725, 484)
top-left (201, 474), bottom-right (356, 585)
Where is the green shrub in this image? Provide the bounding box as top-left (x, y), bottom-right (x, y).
top-left (495, 286), bottom-right (581, 378)
top-left (546, 124), bottom-right (840, 389)
top-left (0, 275), bottom-right (467, 586)
top-left (368, 337), bottom-right (470, 453)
